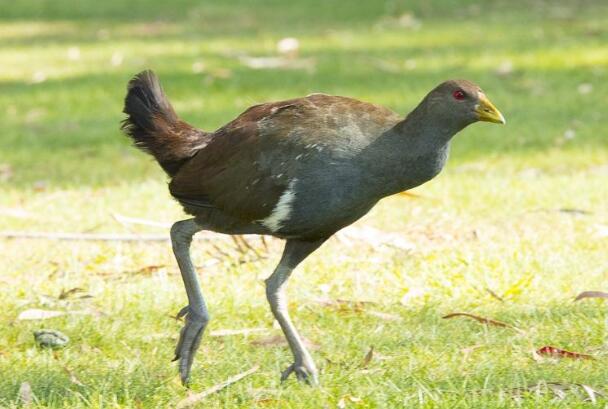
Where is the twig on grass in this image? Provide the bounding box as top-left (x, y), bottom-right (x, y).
top-left (442, 312), bottom-right (524, 333)
top-left (111, 212), bottom-right (172, 228)
top-left (176, 365), bottom-right (259, 409)
top-left (574, 291), bottom-right (608, 301)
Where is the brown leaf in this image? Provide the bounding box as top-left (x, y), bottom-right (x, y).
top-left (176, 365), bottom-right (259, 409)
top-left (58, 287), bottom-right (86, 300)
top-left (535, 345), bottom-right (593, 360)
top-left (133, 265), bottom-right (166, 275)
top-left (442, 312), bottom-right (522, 332)
top-left (360, 346), bottom-right (374, 368)
top-left (19, 382), bottom-right (33, 405)
top-left (574, 291), bottom-right (608, 301)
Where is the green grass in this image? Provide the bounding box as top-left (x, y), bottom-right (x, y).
top-left (1, 0), bottom-right (607, 407)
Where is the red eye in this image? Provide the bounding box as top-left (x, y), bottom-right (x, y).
top-left (453, 90), bottom-right (465, 100)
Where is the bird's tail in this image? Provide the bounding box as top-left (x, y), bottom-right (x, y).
top-left (121, 70), bottom-right (209, 176)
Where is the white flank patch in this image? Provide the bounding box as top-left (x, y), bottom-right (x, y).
top-left (260, 178), bottom-right (297, 232)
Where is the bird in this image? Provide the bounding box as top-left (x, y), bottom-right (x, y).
top-left (121, 70), bottom-right (505, 386)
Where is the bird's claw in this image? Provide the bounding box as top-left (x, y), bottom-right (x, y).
top-left (172, 305), bottom-right (209, 386)
top-left (280, 362), bottom-right (319, 386)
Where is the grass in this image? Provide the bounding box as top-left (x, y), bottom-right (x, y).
top-left (0, 0), bottom-right (607, 407)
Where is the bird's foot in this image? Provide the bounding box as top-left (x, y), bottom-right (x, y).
top-left (172, 305), bottom-right (209, 386)
top-left (280, 361), bottom-right (319, 386)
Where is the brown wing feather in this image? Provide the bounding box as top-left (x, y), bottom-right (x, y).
top-left (168, 100), bottom-right (305, 221)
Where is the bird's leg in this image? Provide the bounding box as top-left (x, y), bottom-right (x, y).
top-left (170, 218), bottom-right (207, 385)
top-left (265, 238), bottom-right (327, 385)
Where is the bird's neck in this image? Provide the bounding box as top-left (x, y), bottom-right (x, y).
top-left (365, 103), bottom-right (464, 197)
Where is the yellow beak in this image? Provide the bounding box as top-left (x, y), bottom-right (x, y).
top-left (475, 93), bottom-right (506, 124)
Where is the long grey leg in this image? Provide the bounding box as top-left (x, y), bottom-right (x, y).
top-left (170, 218), bottom-right (207, 385)
top-left (266, 238), bottom-right (327, 385)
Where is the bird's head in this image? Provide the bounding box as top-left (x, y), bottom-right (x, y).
top-left (423, 79), bottom-right (506, 128)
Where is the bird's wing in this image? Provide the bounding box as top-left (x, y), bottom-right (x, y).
top-left (169, 99), bottom-right (310, 222)
top-left (169, 95), bottom-right (401, 222)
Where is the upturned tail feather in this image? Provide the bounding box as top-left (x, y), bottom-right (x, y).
top-left (121, 70), bottom-right (209, 176)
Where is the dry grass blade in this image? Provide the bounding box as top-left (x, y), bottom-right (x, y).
top-left (485, 287), bottom-right (504, 302)
top-left (176, 365), bottom-right (259, 409)
top-left (62, 366), bottom-right (85, 386)
top-left (209, 328), bottom-right (268, 337)
top-left (574, 291), bottom-right (608, 301)
top-left (510, 382), bottom-right (605, 403)
top-left (315, 298), bottom-right (378, 313)
top-left (360, 346), bottom-right (374, 368)
top-left (251, 335), bottom-right (320, 350)
top-left (58, 287), bottom-right (86, 300)
top-left (111, 212), bottom-right (171, 228)
top-left (581, 384), bottom-right (598, 403)
top-left (442, 312), bottom-right (522, 332)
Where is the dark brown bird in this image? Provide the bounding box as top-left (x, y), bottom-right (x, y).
top-left (121, 70), bottom-right (505, 385)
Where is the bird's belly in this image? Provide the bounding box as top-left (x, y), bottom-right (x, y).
top-left (275, 178), bottom-right (378, 239)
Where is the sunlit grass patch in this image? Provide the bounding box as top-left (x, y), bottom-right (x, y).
top-left (1, 0), bottom-right (607, 407)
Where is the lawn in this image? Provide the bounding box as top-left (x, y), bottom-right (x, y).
top-left (0, 0), bottom-right (607, 407)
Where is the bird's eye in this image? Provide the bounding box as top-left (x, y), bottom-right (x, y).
top-left (452, 90), bottom-right (466, 100)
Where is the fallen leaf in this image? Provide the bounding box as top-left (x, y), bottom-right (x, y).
top-left (209, 328), bottom-right (268, 337)
top-left (592, 224), bottom-right (608, 238)
top-left (360, 346), bottom-right (374, 368)
top-left (176, 365), bottom-right (259, 409)
top-left (366, 310), bottom-right (401, 321)
top-left (18, 309), bottom-right (65, 320)
top-left (239, 56), bottom-right (315, 71)
top-left (461, 345), bottom-right (483, 363)
top-left (558, 207), bottom-right (589, 215)
top-left (19, 382), bottom-right (33, 405)
top-left (18, 308), bottom-right (97, 320)
top-left (0, 164), bottom-right (13, 182)
top-left (276, 37), bottom-right (299, 57)
top-left (0, 207), bottom-right (30, 218)
top-left (337, 395), bottom-right (362, 408)
top-left (574, 291), bottom-right (608, 301)
top-left (442, 312), bottom-right (522, 332)
top-left (33, 180), bottom-right (48, 192)
top-left (535, 346), bottom-right (593, 360)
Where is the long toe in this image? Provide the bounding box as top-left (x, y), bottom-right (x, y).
top-left (173, 306), bottom-right (209, 385)
top-left (280, 363), bottom-right (319, 386)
